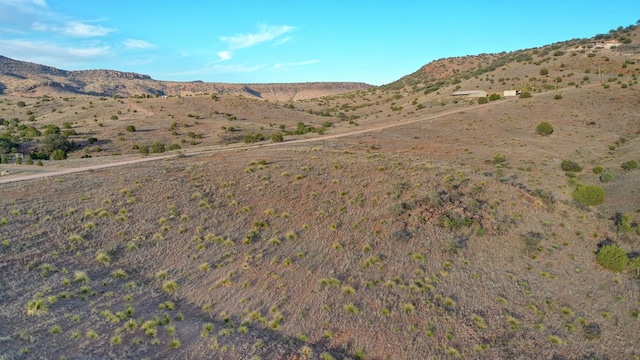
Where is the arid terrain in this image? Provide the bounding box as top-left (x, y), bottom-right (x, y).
top-left (1, 24), bottom-right (639, 360)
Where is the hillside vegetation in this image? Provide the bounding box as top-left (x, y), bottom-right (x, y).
top-left (1, 23), bottom-right (640, 360)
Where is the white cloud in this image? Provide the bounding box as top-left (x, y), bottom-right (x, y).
top-left (217, 50), bottom-right (231, 61)
top-left (30, 20), bottom-right (114, 37)
top-left (123, 39), bottom-right (156, 49)
top-left (0, 39), bottom-right (110, 65)
top-left (273, 59), bottom-right (319, 70)
top-left (61, 21), bottom-right (114, 37)
top-left (219, 24), bottom-right (294, 50)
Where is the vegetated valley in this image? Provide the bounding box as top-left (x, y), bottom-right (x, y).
top-left (1, 24), bottom-right (640, 360)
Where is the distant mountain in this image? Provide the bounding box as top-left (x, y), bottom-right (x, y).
top-left (0, 55), bottom-right (372, 100)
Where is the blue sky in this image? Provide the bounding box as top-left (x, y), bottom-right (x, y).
top-left (1, 0), bottom-right (639, 85)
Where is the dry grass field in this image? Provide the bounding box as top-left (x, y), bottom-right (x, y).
top-left (1, 24), bottom-right (640, 360)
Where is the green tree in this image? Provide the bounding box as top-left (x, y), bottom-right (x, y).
top-left (0, 137), bottom-right (19, 153)
top-left (41, 133), bottom-right (72, 155)
top-left (43, 124), bottom-right (60, 136)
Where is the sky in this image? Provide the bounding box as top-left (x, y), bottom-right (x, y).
top-left (1, 1), bottom-right (639, 86)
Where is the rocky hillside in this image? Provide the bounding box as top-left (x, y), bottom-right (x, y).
top-left (0, 55), bottom-right (372, 100)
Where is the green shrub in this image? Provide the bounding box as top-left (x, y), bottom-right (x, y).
top-left (50, 149), bottom-right (67, 160)
top-left (592, 166), bottom-right (603, 174)
top-left (477, 97), bottom-right (488, 104)
top-left (572, 185), bottom-right (605, 206)
top-left (488, 93), bottom-right (501, 101)
top-left (535, 122), bottom-right (554, 136)
top-left (111, 115), bottom-right (118, 120)
top-left (621, 160), bottom-right (638, 171)
top-left (271, 133), bottom-right (284, 143)
top-left (596, 244), bottom-right (627, 272)
top-left (553, 94), bottom-right (563, 99)
top-left (150, 142), bottom-right (165, 153)
top-left (17, 101), bottom-right (26, 107)
top-left (519, 91), bottom-right (532, 98)
top-left (125, 125), bottom-right (136, 132)
top-left (560, 160), bottom-right (582, 172)
top-left (540, 68), bottom-right (549, 76)
top-left (599, 170), bottom-right (615, 183)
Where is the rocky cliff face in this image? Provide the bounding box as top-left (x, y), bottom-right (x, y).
top-left (0, 55), bottom-right (372, 99)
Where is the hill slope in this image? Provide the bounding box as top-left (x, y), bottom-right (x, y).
top-left (1, 22), bottom-right (640, 360)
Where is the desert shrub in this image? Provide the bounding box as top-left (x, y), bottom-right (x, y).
top-left (583, 322), bottom-right (601, 340)
top-left (540, 68), bottom-right (549, 75)
top-left (271, 133), bottom-right (284, 143)
top-left (592, 166), bottom-right (603, 174)
top-left (138, 145), bottom-right (149, 155)
top-left (560, 160), bottom-right (582, 172)
top-left (488, 93), bottom-right (501, 101)
top-left (535, 122), bottom-right (554, 136)
top-left (477, 97), bottom-right (488, 104)
top-left (553, 94), bottom-right (563, 99)
top-left (572, 185), bottom-right (605, 206)
top-left (243, 133), bottom-right (264, 143)
top-left (17, 101), bottom-right (26, 107)
top-left (150, 142), bottom-right (165, 153)
top-left (125, 125), bottom-right (136, 132)
top-left (519, 91), bottom-right (532, 98)
top-left (111, 115), bottom-right (118, 120)
top-left (621, 160), bottom-right (638, 171)
top-left (596, 244), bottom-right (627, 272)
top-left (599, 170), bottom-right (615, 183)
top-left (167, 144), bottom-right (181, 151)
top-left (50, 149), bottom-right (66, 160)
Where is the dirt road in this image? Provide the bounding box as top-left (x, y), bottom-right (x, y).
top-left (0, 96), bottom-right (522, 185)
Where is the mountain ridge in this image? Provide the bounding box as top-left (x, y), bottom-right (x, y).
top-left (0, 55), bottom-right (372, 100)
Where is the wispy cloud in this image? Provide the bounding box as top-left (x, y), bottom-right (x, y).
top-left (273, 59), bottom-right (319, 70)
top-left (0, 39), bottom-right (110, 64)
top-left (217, 24), bottom-right (293, 61)
top-left (123, 39), bottom-right (156, 49)
top-left (165, 63), bottom-right (265, 77)
top-left (32, 20), bottom-right (114, 37)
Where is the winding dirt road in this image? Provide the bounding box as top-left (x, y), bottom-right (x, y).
top-left (0, 96), bottom-right (520, 185)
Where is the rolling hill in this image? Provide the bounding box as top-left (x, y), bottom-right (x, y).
top-left (0, 22), bottom-right (639, 360)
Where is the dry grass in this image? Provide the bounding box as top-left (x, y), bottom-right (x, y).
top-left (1, 25), bottom-right (640, 360)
